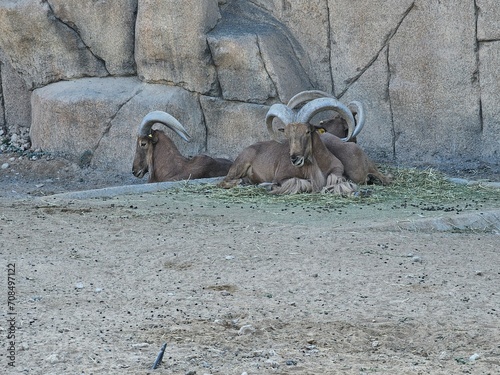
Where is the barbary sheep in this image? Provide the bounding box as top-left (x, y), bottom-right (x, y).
top-left (319, 132), bottom-right (392, 185)
top-left (218, 98), bottom-right (357, 195)
top-left (289, 90), bottom-right (391, 185)
top-left (287, 90), bottom-right (365, 142)
top-left (132, 111), bottom-right (233, 182)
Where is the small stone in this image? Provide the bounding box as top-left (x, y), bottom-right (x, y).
top-left (412, 255), bottom-right (422, 263)
top-left (75, 282), bottom-right (84, 289)
top-left (238, 324), bottom-right (255, 335)
top-left (439, 351), bottom-right (450, 360)
top-left (131, 343), bottom-right (149, 348)
top-left (1, 163), bottom-right (9, 169)
top-left (46, 353), bottom-right (63, 364)
top-left (469, 353), bottom-right (480, 362)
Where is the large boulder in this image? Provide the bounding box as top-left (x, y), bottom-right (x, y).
top-left (48, 0), bottom-right (137, 76)
top-left (0, 0), bottom-right (107, 89)
top-left (328, 0), bottom-right (415, 96)
top-left (0, 51), bottom-right (31, 149)
top-left (135, 0), bottom-right (220, 94)
top-left (30, 77), bottom-right (227, 174)
top-left (479, 42), bottom-right (500, 161)
top-left (477, 0), bottom-right (500, 40)
top-left (388, 1), bottom-right (480, 164)
top-left (200, 96), bottom-right (269, 159)
top-left (92, 83), bottom-right (208, 173)
top-left (31, 78), bottom-right (142, 166)
top-left (208, 0), bottom-right (314, 104)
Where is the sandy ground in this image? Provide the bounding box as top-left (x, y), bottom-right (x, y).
top-left (1, 152), bottom-right (500, 375)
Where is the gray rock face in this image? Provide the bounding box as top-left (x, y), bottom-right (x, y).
top-left (135, 0), bottom-right (220, 94)
top-left (48, 0), bottom-right (137, 75)
top-left (208, 0), bottom-right (314, 103)
top-left (0, 0), bottom-right (108, 89)
top-left (0, 0), bottom-right (499, 174)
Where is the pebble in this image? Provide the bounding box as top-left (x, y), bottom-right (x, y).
top-left (75, 282), bottom-right (84, 289)
top-left (131, 343), bottom-right (149, 348)
top-left (46, 353), bottom-right (64, 364)
top-left (238, 324), bottom-right (255, 335)
top-left (412, 255), bottom-right (422, 263)
top-left (1, 163), bottom-right (9, 169)
top-left (469, 353), bottom-right (480, 362)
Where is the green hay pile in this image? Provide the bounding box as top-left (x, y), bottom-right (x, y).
top-left (167, 166), bottom-right (499, 211)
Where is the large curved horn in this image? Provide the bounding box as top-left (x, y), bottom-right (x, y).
top-left (296, 98), bottom-right (355, 142)
top-left (287, 90), bottom-right (335, 110)
top-left (348, 101), bottom-right (365, 139)
top-left (137, 110), bottom-right (191, 142)
top-left (265, 104), bottom-right (296, 141)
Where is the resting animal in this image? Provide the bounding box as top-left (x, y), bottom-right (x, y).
top-left (320, 132), bottom-right (392, 185)
top-left (289, 90), bottom-right (391, 185)
top-left (287, 90), bottom-right (365, 142)
top-left (218, 98), bottom-right (357, 195)
top-left (132, 111), bottom-right (233, 182)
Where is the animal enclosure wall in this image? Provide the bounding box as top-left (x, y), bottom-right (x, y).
top-left (0, 0), bottom-right (498, 173)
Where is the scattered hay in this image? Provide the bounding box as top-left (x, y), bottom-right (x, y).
top-left (164, 166), bottom-right (499, 211)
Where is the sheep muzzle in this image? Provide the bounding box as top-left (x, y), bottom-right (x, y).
top-left (290, 154), bottom-right (305, 167)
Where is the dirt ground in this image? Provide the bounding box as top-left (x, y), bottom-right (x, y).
top-left (1, 152), bottom-right (499, 375)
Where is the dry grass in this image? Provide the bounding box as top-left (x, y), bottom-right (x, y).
top-left (166, 166), bottom-right (499, 210)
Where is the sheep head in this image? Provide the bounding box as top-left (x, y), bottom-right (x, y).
top-left (266, 97), bottom-right (356, 142)
top-left (132, 111), bottom-right (191, 179)
top-left (287, 90), bottom-right (365, 141)
top-left (282, 122), bottom-right (316, 167)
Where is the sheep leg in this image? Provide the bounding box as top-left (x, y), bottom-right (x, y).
top-left (322, 174), bottom-right (357, 195)
top-left (270, 178), bottom-right (314, 194)
top-left (217, 160), bottom-right (253, 189)
top-left (367, 170), bottom-right (393, 186)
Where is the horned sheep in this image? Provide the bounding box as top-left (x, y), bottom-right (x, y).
top-left (132, 111), bottom-right (233, 182)
top-left (218, 98), bottom-right (358, 195)
top-left (287, 90), bottom-right (391, 185)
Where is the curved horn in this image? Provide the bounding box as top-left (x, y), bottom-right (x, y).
top-left (348, 101), bottom-right (366, 139)
top-left (296, 97), bottom-right (355, 142)
top-left (137, 110), bottom-right (191, 142)
top-left (287, 90), bottom-right (335, 110)
top-left (265, 104), bottom-right (296, 141)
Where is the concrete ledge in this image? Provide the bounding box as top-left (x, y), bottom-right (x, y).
top-left (447, 177), bottom-right (500, 188)
top-left (43, 177), bottom-right (223, 200)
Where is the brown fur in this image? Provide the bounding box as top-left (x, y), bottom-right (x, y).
top-left (218, 123), bottom-right (357, 195)
top-left (319, 132), bottom-right (392, 185)
top-left (132, 130), bottom-right (233, 182)
top-left (318, 115), bottom-right (357, 143)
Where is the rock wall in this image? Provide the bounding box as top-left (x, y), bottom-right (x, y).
top-left (0, 0), bottom-right (498, 175)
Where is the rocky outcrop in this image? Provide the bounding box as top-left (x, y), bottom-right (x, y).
top-left (0, 0), bottom-right (498, 175)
